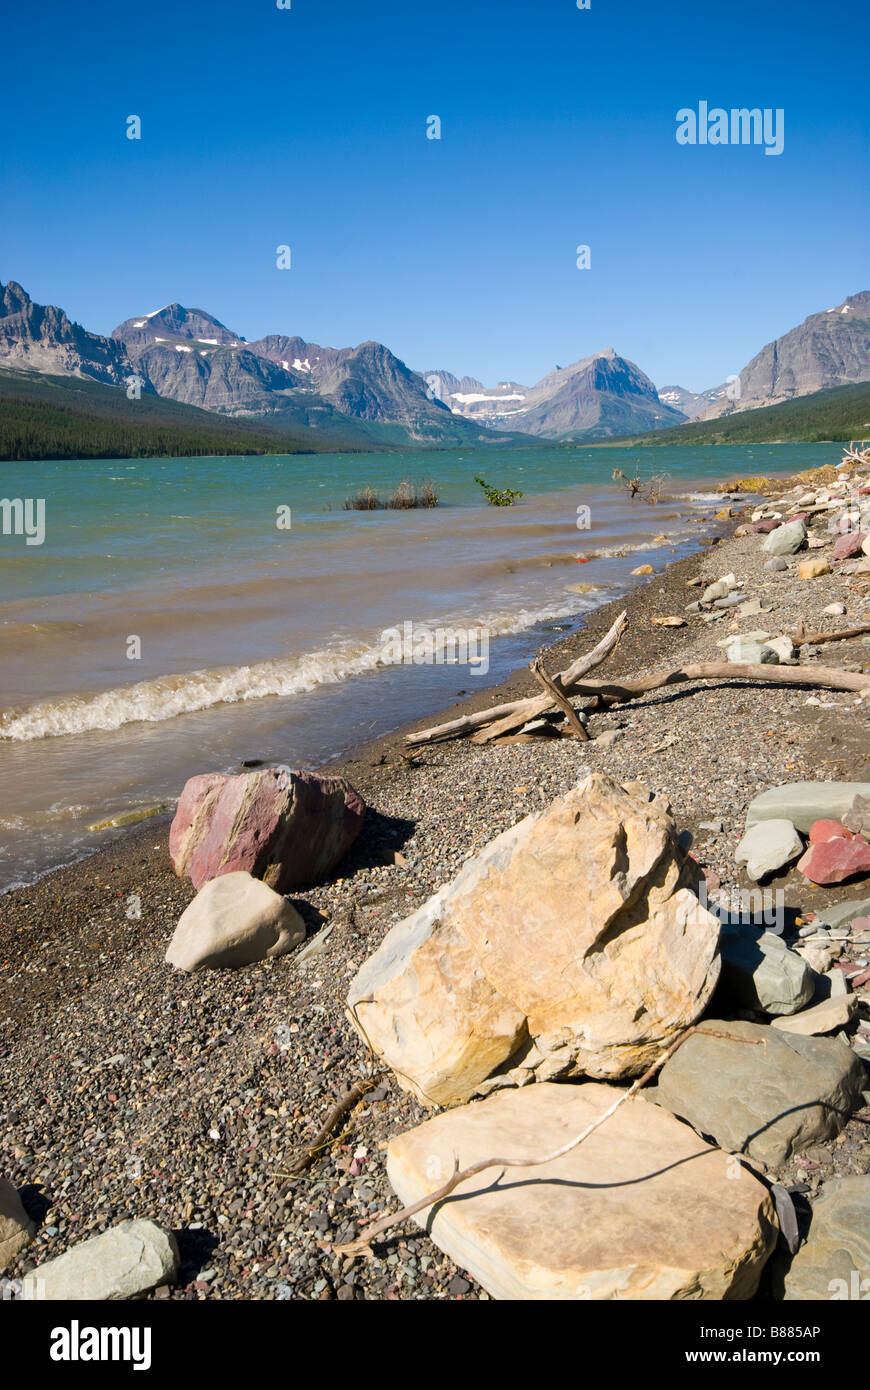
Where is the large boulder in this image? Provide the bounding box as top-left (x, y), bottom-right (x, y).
top-left (718, 924), bottom-right (815, 1015)
top-left (170, 766), bottom-right (364, 893)
top-left (656, 1019), bottom-right (865, 1168)
top-left (0, 1177), bottom-right (35, 1271)
top-left (165, 871), bottom-right (305, 972)
top-left (745, 783), bottom-right (870, 836)
top-left (347, 775), bottom-right (721, 1107)
top-left (22, 1220), bottom-right (178, 1300)
top-left (387, 1082), bottom-right (777, 1300)
top-left (762, 519), bottom-right (806, 555)
top-left (775, 1176), bottom-right (870, 1300)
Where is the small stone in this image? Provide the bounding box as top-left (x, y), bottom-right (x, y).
top-left (823, 603), bottom-right (847, 616)
top-left (764, 557), bottom-right (789, 572)
top-left (772, 995), bottom-right (858, 1036)
top-left (727, 641), bottom-right (778, 665)
top-left (631, 564), bottom-right (654, 575)
top-left (832, 531), bottom-right (866, 561)
top-left (763, 635), bottom-right (795, 662)
top-left (808, 819), bottom-right (850, 843)
top-left (734, 819), bottom-right (804, 883)
top-left (797, 557), bottom-right (832, 579)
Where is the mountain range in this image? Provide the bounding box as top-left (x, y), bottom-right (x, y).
top-left (1, 279), bottom-right (868, 449)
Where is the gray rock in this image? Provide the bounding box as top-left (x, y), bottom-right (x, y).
top-left (0, 1177), bottom-right (35, 1272)
top-left (719, 923), bottom-right (814, 1014)
top-left (165, 870), bottom-right (305, 972)
top-left (814, 896), bottom-right (870, 930)
top-left (734, 819), bottom-right (804, 882)
top-left (22, 1220), bottom-right (179, 1300)
top-left (656, 1018), bottom-right (865, 1168)
top-left (774, 1176), bottom-right (870, 1300)
top-left (744, 782), bottom-right (870, 835)
top-left (764, 557), bottom-right (789, 572)
top-left (762, 520), bottom-right (807, 555)
top-left (700, 579), bottom-right (731, 603)
top-left (727, 641), bottom-right (779, 665)
top-left (763, 635), bottom-right (796, 662)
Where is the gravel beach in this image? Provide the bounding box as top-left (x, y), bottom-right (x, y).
top-left (2, 473), bottom-right (869, 1301)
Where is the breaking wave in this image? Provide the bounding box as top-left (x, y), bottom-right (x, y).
top-left (0, 596), bottom-right (593, 743)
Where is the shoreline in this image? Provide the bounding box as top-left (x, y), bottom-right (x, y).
top-left (2, 461), bottom-right (869, 1300)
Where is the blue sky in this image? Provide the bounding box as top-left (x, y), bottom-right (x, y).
top-left (2, 0), bottom-right (868, 391)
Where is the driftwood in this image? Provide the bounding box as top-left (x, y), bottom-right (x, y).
top-left (405, 610), bottom-right (628, 746)
top-left (408, 653), bottom-right (870, 748)
top-left (283, 1073), bottom-right (385, 1178)
top-left (543, 661), bottom-right (870, 708)
top-left (791, 621), bottom-right (870, 647)
top-left (529, 659), bottom-right (588, 739)
top-left (326, 1027), bottom-right (764, 1262)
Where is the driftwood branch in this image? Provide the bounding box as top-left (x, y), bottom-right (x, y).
top-left (543, 661), bottom-right (870, 708)
top-left (790, 621), bottom-right (870, 648)
top-left (405, 610), bottom-right (628, 746)
top-left (325, 1027), bottom-right (763, 1262)
top-left (529, 659), bottom-right (588, 739)
top-left (284, 1073), bottom-right (385, 1178)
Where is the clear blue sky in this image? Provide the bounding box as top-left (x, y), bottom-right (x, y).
top-left (2, 0), bottom-right (868, 391)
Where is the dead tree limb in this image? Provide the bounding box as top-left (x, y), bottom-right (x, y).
top-left (284, 1073), bottom-right (385, 1178)
top-left (529, 659), bottom-right (589, 739)
top-left (543, 661), bottom-right (870, 708)
top-left (788, 622), bottom-right (870, 648)
top-left (326, 1027), bottom-right (763, 1262)
top-left (405, 610), bottom-right (628, 746)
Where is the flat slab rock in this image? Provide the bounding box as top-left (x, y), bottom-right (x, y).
top-left (22, 1220), bottom-right (179, 1301)
top-left (775, 1176), bottom-right (870, 1301)
top-left (386, 1082), bottom-right (777, 1300)
top-left (656, 1019), bottom-right (865, 1169)
top-left (745, 783), bottom-right (870, 836)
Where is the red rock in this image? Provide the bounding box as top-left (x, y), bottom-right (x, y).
top-left (850, 966), bottom-right (870, 988)
top-left (170, 766), bottom-right (365, 893)
top-left (851, 915), bottom-right (870, 933)
top-left (833, 531), bottom-right (867, 561)
top-left (808, 819), bottom-right (851, 843)
top-left (751, 519), bottom-right (780, 534)
top-left (797, 835), bottom-right (870, 886)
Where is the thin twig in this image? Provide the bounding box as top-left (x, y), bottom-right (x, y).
top-left (285, 1073), bottom-right (385, 1178)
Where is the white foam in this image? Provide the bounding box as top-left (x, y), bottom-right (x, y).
top-left (0, 599), bottom-right (597, 744)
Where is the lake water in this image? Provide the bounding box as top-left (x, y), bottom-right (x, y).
top-left (0, 442), bottom-right (830, 888)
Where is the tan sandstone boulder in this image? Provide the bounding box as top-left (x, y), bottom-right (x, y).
top-left (166, 870), bottom-right (305, 972)
top-left (387, 1082), bottom-right (777, 1300)
top-left (347, 775), bottom-right (721, 1106)
top-left (0, 1177), bottom-right (35, 1271)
